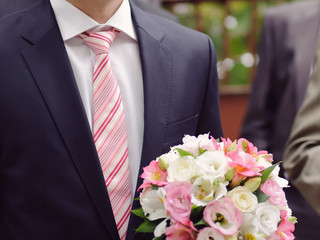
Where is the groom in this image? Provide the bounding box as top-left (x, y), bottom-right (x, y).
top-left (0, 0), bottom-right (222, 239)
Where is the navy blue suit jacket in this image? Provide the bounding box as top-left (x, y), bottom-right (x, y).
top-left (0, 0), bottom-right (222, 239)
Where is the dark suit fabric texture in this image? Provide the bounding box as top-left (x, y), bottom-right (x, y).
top-left (241, 1), bottom-right (320, 239)
top-left (130, 0), bottom-right (179, 23)
top-left (0, 0), bottom-right (38, 17)
top-left (0, 0), bottom-right (223, 239)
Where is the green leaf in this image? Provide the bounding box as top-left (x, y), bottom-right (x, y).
top-left (260, 162), bottom-right (281, 184)
top-left (198, 147), bottom-right (207, 156)
top-left (174, 148), bottom-right (195, 158)
top-left (134, 197), bottom-right (140, 201)
top-left (289, 216), bottom-right (298, 224)
top-left (194, 218), bottom-right (207, 226)
top-left (151, 184), bottom-right (159, 190)
top-left (131, 208), bottom-right (145, 218)
top-left (135, 220), bottom-right (159, 233)
top-left (190, 205), bottom-right (205, 224)
top-left (225, 167), bottom-right (235, 182)
top-left (255, 189), bottom-right (270, 203)
top-left (242, 140), bottom-right (248, 152)
top-left (191, 205), bottom-right (205, 219)
top-left (213, 179), bottom-right (219, 186)
top-left (152, 235), bottom-right (164, 240)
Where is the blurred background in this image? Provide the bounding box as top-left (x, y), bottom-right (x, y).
top-left (159, 0), bottom-right (298, 140)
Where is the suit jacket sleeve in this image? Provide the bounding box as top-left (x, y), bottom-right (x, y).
top-left (197, 37), bottom-right (223, 139)
top-left (283, 39), bottom-right (320, 215)
top-left (241, 15), bottom-right (275, 151)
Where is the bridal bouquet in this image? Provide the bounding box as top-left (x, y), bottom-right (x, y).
top-left (132, 134), bottom-right (296, 240)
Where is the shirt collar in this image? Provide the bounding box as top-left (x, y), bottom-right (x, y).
top-left (50, 0), bottom-right (137, 41)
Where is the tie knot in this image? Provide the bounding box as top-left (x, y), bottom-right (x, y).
top-left (79, 29), bottom-right (119, 55)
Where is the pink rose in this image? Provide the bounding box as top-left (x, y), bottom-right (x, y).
top-left (222, 137), bottom-right (233, 153)
top-left (164, 181), bottom-right (193, 225)
top-left (138, 160), bottom-right (168, 190)
top-left (211, 137), bottom-right (233, 152)
top-left (203, 197), bottom-right (242, 236)
top-left (237, 138), bottom-right (268, 157)
top-left (267, 210), bottom-right (295, 240)
top-left (166, 222), bottom-right (196, 240)
top-left (210, 137), bottom-right (221, 150)
top-left (261, 179), bottom-right (286, 206)
top-left (227, 151), bottom-right (262, 187)
top-left (266, 235), bottom-right (282, 240)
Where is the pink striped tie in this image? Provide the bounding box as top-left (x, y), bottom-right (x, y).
top-left (79, 29), bottom-right (132, 240)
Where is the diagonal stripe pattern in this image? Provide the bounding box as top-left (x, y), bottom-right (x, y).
top-left (79, 29), bottom-right (132, 240)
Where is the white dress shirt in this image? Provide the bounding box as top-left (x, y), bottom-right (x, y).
top-left (50, 0), bottom-right (144, 196)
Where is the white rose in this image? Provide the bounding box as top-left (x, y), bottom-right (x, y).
top-left (227, 186), bottom-right (258, 213)
top-left (191, 177), bottom-right (214, 206)
top-left (183, 134), bottom-right (210, 145)
top-left (257, 158), bottom-right (289, 188)
top-left (252, 202), bottom-right (281, 236)
top-left (181, 134), bottom-right (214, 156)
top-left (167, 156), bottom-right (197, 182)
top-left (240, 213), bottom-right (265, 240)
top-left (196, 151), bottom-right (229, 180)
top-left (256, 153), bottom-right (273, 162)
top-left (197, 227), bottom-right (224, 240)
top-left (192, 177), bottom-right (228, 207)
top-left (278, 202), bottom-right (293, 217)
top-left (213, 181), bottom-right (228, 200)
top-left (157, 150), bottom-right (179, 171)
top-left (256, 156), bottom-right (272, 169)
top-left (269, 165), bottom-right (289, 188)
top-left (196, 134), bottom-right (216, 151)
top-left (140, 188), bottom-right (167, 221)
top-left (224, 236), bottom-right (238, 240)
top-left (154, 218), bottom-right (168, 237)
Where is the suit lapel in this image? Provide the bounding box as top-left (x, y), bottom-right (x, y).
top-left (126, 3), bottom-right (173, 239)
top-left (20, 1), bottom-right (119, 239)
top-left (132, 2), bottom-right (173, 193)
top-left (19, 1), bottom-right (173, 239)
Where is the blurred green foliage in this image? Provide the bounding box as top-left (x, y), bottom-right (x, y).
top-left (168, 0), bottom-right (297, 86)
